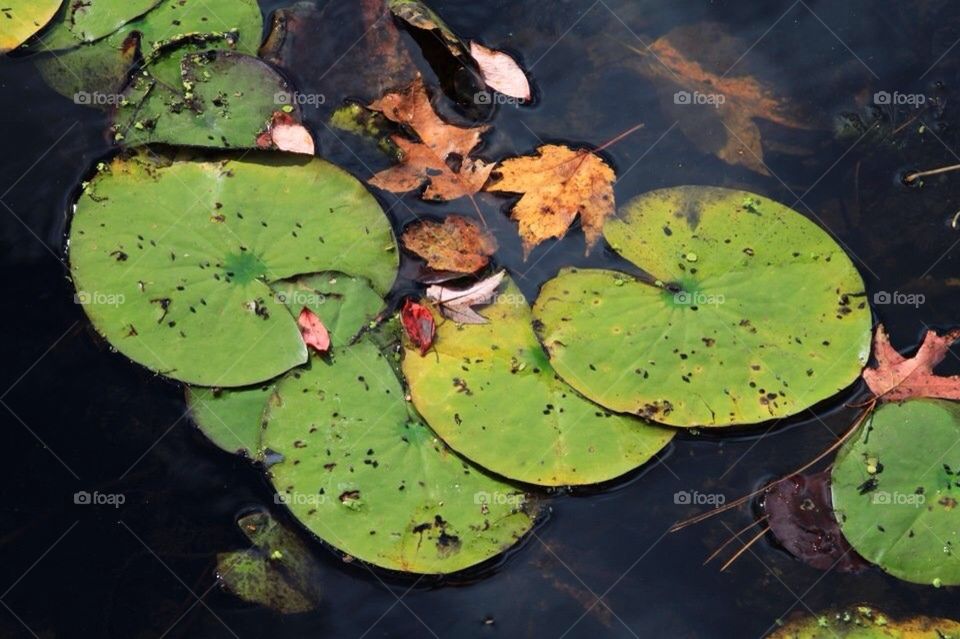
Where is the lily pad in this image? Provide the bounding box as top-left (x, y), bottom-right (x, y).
top-left (32, 0), bottom-right (160, 50)
top-left (114, 47), bottom-right (301, 149)
top-left (68, 151), bottom-right (397, 387)
top-left (0, 0), bottom-right (63, 53)
top-left (768, 605), bottom-right (960, 638)
top-left (262, 337), bottom-right (538, 574)
top-left (35, 0), bottom-right (262, 103)
top-left (187, 273), bottom-right (386, 455)
top-left (403, 277), bottom-right (674, 486)
top-left (533, 186), bottom-right (872, 427)
top-left (832, 399), bottom-right (960, 585)
top-left (216, 509), bottom-right (324, 614)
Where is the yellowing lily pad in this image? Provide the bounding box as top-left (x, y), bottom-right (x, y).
top-left (768, 605), bottom-right (960, 638)
top-left (533, 186), bottom-right (871, 427)
top-left (0, 0), bottom-right (63, 53)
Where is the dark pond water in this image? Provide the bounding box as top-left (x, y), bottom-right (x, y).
top-left (2, 0), bottom-right (960, 637)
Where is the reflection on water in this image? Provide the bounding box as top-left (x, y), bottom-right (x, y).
top-left (2, 0), bottom-right (960, 637)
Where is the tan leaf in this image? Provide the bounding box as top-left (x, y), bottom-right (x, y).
top-left (635, 22), bottom-right (811, 175)
top-left (402, 215), bottom-right (497, 274)
top-left (368, 77), bottom-right (494, 200)
top-left (469, 41), bottom-right (531, 101)
top-left (862, 324), bottom-right (960, 401)
top-left (485, 144), bottom-right (615, 258)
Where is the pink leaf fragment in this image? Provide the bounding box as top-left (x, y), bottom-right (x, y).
top-left (425, 270), bottom-right (505, 325)
top-left (862, 324), bottom-right (960, 401)
top-left (256, 112), bottom-right (316, 155)
top-left (470, 41), bottom-right (531, 101)
top-left (298, 308), bottom-right (330, 354)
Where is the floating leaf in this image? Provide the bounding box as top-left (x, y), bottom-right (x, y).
top-left (485, 144), bottom-right (615, 258)
top-left (863, 325), bottom-right (960, 402)
top-left (425, 270), bottom-right (505, 325)
top-left (262, 337), bottom-right (538, 574)
top-left (403, 276), bottom-right (674, 486)
top-left (31, 0), bottom-right (160, 50)
top-left (298, 309), bottom-right (330, 354)
top-left (634, 23), bottom-right (810, 175)
top-left (0, 0), bottom-right (63, 53)
top-left (114, 47), bottom-right (308, 150)
top-left (35, 0), bottom-right (262, 103)
top-left (533, 186), bottom-right (871, 427)
top-left (763, 470), bottom-right (867, 573)
top-left (216, 509), bottom-right (323, 614)
top-left (401, 300), bottom-right (436, 356)
top-left (187, 274), bottom-right (386, 454)
top-left (768, 605), bottom-right (960, 638)
top-left (832, 399), bottom-right (960, 586)
top-left (469, 42), bottom-right (531, 101)
top-left (258, 112), bottom-right (315, 156)
top-left (368, 77), bottom-right (493, 200)
top-left (401, 215), bottom-right (497, 274)
top-left (69, 151), bottom-right (397, 387)
top-left (387, 0), bottom-right (465, 57)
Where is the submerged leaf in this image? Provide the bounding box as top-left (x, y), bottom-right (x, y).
top-left (862, 325), bottom-right (960, 402)
top-left (768, 606), bottom-right (960, 638)
top-left (401, 300), bottom-right (436, 355)
top-left (387, 0), bottom-right (465, 57)
top-left (485, 144), bottom-right (615, 257)
top-left (426, 270), bottom-right (505, 325)
top-left (0, 0), bottom-right (63, 53)
top-left (401, 215), bottom-right (497, 274)
top-left (217, 510), bottom-right (323, 614)
top-left (368, 77), bottom-right (493, 200)
top-left (469, 41), bottom-right (531, 101)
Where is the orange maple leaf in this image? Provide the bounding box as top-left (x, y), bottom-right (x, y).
top-left (862, 324), bottom-right (960, 401)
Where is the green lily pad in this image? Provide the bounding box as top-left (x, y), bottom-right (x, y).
top-left (35, 0), bottom-right (262, 103)
top-left (533, 186), bottom-right (872, 428)
top-left (69, 151), bottom-right (397, 387)
top-left (33, 0), bottom-right (160, 50)
top-left (0, 0), bottom-right (63, 53)
top-left (403, 277), bottom-right (674, 486)
top-left (187, 273), bottom-right (386, 455)
top-left (216, 509), bottom-right (323, 614)
top-left (832, 399), bottom-right (960, 586)
top-left (768, 605), bottom-right (960, 638)
top-left (262, 337), bottom-right (538, 574)
top-left (114, 46), bottom-right (298, 149)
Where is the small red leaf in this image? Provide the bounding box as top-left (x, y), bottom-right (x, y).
top-left (401, 300), bottom-right (435, 356)
top-left (298, 308), bottom-right (330, 354)
top-left (863, 324), bottom-right (960, 401)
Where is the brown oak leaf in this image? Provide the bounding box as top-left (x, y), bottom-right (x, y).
top-left (401, 215), bottom-right (497, 274)
top-left (862, 324), bottom-right (960, 401)
top-left (635, 22), bottom-right (811, 176)
top-left (484, 144), bottom-right (615, 258)
top-left (368, 77), bottom-right (493, 200)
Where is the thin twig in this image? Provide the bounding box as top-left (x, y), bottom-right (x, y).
top-left (904, 163), bottom-right (960, 184)
top-left (703, 515), bottom-right (769, 565)
top-left (720, 525), bottom-right (770, 572)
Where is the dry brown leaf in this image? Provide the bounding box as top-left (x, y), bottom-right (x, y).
top-left (402, 215), bottom-right (497, 274)
top-left (485, 144), bottom-right (615, 258)
top-left (368, 77), bottom-right (494, 200)
top-left (469, 41), bottom-right (531, 101)
top-left (636, 22), bottom-right (811, 175)
top-left (862, 324), bottom-right (960, 401)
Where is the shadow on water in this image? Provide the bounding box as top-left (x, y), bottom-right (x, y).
top-left (2, 0), bottom-right (960, 637)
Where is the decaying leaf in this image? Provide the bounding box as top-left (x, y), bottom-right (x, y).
top-left (388, 0), bottom-right (464, 57)
top-left (485, 144), bottom-right (615, 258)
top-left (297, 308), bottom-right (331, 354)
top-left (469, 41), bottom-right (531, 101)
top-left (368, 77), bottom-right (494, 200)
top-left (634, 22), bottom-right (811, 175)
top-left (769, 605), bottom-right (960, 638)
top-left (402, 215), bottom-right (497, 274)
top-left (862, 324), bottom-right (960, 402)
top-left (763, 471), bottom-right (867, 573)
top-left (401, 299), bottom-right (436, 355)
top-left (426, 270), bottom-right (505, 325)
top-left (257, 112), bottom-right (316, 155)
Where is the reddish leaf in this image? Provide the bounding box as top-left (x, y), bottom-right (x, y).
top-left (763, 471), bottom-right (868, 573)
top-left (862, 324), bottom-right (960, 401)
top-left (401, 300), bottom-right (435, 356)
top-left (297, 308), bottom-right (330, 354)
